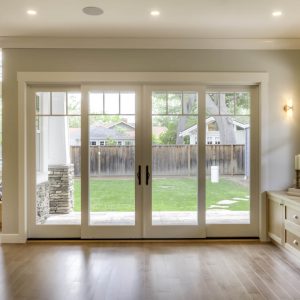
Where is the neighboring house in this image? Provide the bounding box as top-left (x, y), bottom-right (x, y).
top-left (70, 121), bottom-right (167, 146)
top-left (70, 122), bottom-right (135, 146)
top-left (180, 116), bottom-right (249, 145)
top-left (107, 121), bottom-right (135, 133)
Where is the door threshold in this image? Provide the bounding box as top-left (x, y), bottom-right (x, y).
top-left (27, 237), bottom-right (261, 243)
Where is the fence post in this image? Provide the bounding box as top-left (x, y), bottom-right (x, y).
top-left (231, 144), bottom-right (234, 176)
top-left (188, 145), bottom-right (191, 176)
top-left (98, 149), bottom-right (101, 176)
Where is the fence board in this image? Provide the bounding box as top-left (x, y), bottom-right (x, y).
top-left (70, 145), bottom-right (245, 177)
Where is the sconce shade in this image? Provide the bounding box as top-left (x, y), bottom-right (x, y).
top-left (284, 104), bottom-right (293, 112)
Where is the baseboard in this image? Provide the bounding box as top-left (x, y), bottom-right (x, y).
top-left (27, 238), bottom-right (261, 244)
top-left (0, 234), bottom-right (27, 244)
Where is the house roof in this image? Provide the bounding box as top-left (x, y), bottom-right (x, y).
top-left (107, 121), bottom-right (135, 130)
top-left (69, 124), bottom-right (134, 142)
top-left (70, 122), bottom-right (166, 141)
top-left (180, 117), bottom-right (250, 137)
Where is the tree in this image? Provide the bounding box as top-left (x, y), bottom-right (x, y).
top-left (175, 94), bottom-right (197, 144)
top-left (206, 93), bottom-right (236, 145)
top-left (153, 116), bottom-right (178, 145)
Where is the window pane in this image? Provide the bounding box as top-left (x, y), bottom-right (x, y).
top-left (152, 92), bottom-right (167, 114)
top-left (120, 92), bottom-right (135, 114)
top-left (89, 92), bottom-right (136, 226)
top-left (236, 92), bottom-right (250, 115)
top-left (52, 92), bottom-right (66, 115)
top-left (36, 92), bottom-right (50, 115)
top-left (168, 92), bottom-right (182, 114)
top-left (183, 92), bottom-right (198, 114)
top-left (89, 93), bottom-right (103, 114)
top-left (67, 92), bottom-right (81, 115)
top-left (104, 93), bottom-right (119, 114)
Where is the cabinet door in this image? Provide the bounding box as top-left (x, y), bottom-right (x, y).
top-left (268, 195), bottom-right (284, 244)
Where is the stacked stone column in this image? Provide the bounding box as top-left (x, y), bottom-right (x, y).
top-left (48, 164), bottom-right (74, 214)
top-left (36, 181), bottom-right (49, 224)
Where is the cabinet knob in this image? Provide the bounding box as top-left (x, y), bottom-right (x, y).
top-left (293, 215), bottom-right (299, 220)
top-left (293, 240), bottom-right (299, 246)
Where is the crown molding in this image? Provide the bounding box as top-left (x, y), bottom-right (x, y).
top-left (1, 37), bottom-right (300, 49)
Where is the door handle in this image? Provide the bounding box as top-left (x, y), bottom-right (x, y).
top-left (146, 165), bottom-right (150, 185)
top-left (137, 165), bottom-right (141, 185)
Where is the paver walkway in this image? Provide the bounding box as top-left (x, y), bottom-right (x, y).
top-left (44, 210), bottom-right (250, 225)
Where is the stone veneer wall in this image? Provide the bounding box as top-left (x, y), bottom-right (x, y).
top-left (48, 164), bottom-right (74, 214)
top-left (36, 181), bottom-right (49, 224)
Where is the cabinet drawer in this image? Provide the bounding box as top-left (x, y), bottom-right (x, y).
top-left (286, 206), bottom-right (300, 226)
top-left (286, 230), bottom-right (300, 252)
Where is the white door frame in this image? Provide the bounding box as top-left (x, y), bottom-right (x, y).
top-left (27, 86), bottom-right (81, 238)
top-left (80, 84), bottom-right (143, 239)
top-left (205, 85), bottom-right (260, 237)
top-left (17, 72), bottom-right (268, 241)
top-left (142, 85), bottom-right (206, 238)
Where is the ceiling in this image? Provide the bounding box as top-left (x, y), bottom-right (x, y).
top-left (1, 0), bottom-right (300, 39)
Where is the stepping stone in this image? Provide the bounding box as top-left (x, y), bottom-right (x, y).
top-left (209, 205), bottom-right (229, 209)
top-left (232, 197), bottom-right (249, 201)
top-left (217, 200), bottom-right (238, 205)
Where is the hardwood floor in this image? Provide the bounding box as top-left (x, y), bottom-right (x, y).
top-left (1, 241), bottom-right (300, 300)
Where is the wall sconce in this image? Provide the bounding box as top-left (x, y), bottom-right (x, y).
top-left (283, 104), bottom-right (293, 112)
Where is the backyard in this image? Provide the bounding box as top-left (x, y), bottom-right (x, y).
top-left (73, 177), bottom-right (249, 212)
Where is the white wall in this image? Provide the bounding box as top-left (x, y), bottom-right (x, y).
top-left (2, 49), bottom-right (300, 233)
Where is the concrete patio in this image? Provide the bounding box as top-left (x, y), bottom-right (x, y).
top-left (43, 210), bottom-right (250, 225)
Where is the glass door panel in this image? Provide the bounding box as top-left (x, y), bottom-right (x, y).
top-left (36, 91), bottom-right (81, 225)
top-left (88, 91), bottom-right (136, 225)
top-left (205, 86), bottom-right (259, 237)
top-left (81, 86), bottom-right (142, 239)
top-left (205, 91), bottom-right (250, 224)
top-left (28, 88), bottom-right (81, 238)
top-left (143, 86), bottom-right (206, 238)
top-left (152, 91), bottom-right (198, 225)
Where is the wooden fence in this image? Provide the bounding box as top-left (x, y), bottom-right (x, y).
top-left (70, 145), bottom-right (245, 177)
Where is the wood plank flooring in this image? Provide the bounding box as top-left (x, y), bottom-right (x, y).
top-left (1, 241), bottom-right (300, 300)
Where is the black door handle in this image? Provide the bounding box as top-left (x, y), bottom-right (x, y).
top-left (146, 165), bottom-right (150, 185)
top-left (137, 165), bottom-right (141, 185)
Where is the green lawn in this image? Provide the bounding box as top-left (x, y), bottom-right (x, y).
top-left (74, 177), bottom-right (249, 212)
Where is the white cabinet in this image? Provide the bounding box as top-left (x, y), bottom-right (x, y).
top-left (268, 191), bottom-right (300, 257)
top-left (268, 192), bottom-right (285, 244)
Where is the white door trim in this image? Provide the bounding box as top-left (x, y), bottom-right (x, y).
top-left (15, 72), bottom-right (268, 243)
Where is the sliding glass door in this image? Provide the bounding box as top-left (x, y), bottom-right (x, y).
top-left (81, 86), bottom-right (143, 238)
top-left (142, 86), bottom-right (206, 238)
top-left (27, 84), bottom-right (258, 239)
top-left (27, 87), bottom-right (82, 238)
top-left (142, 85), bottom-right (258, 238)
top-left (205, 86), bottom-right (259, 237)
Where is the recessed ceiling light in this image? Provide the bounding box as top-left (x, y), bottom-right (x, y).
top-left (82, 6), bottom-right (104, 16)
top-left (150, 10), bottom-right (160, 16)
top-left (272, 11), bottom-right (282, 17)
top-left (27, 10), bottom-right (37, 16)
